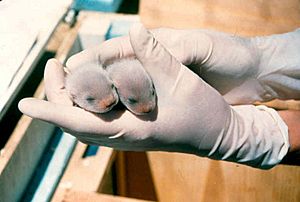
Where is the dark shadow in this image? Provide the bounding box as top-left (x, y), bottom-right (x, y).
top-left (91, 102), bottom-right (126, 122)
top-left (134, 103), bottom-right (159, 122)
top-left (281, 150), bottom-right (300, 166)
top-left (112, 151), bottom-right (158, 201)
top-left (0, 51), bottom-right (55, 149)
top-left (92, 98), bottom-right (159, 122)
top-left (117, 0), bottom-right (139, 14)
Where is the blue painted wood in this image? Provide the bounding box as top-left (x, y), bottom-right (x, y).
top-left (105, 20), bottom-right (135, 39)
top-left (72, 0), bottom-right (123, 12)
top-left (21, 129), bottom-right (77, 202)
top-left (82, 145), bottom-right (100, 157)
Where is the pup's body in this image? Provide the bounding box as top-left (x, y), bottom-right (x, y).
top-left (106, 59), bottom-right (157, 115)
top-left (65, 63), bottom-right (119, 113)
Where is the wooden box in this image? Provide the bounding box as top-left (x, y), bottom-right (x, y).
top-left (1, 9), bottom-right (300, 202)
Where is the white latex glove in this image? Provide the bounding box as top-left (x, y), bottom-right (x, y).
top-left (67, 28), bottom-right (300, 104)
top-left (18, 24), bottom-right (289, 169)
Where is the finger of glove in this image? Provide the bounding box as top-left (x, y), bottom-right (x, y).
top-left (129, 23), bottom-right (182, 93)
top-left (18, 98), bottom-right (123, 137)
top-left (66, 36), bottom-right (134, 70)
top-left (151, 28), bottom-right (214, 68)
top-left (65, 48), bottom-right (98, 72)
top-left (151, 28), bottom-right (195, 65)
top-left (44, 59), bottom-right (73, 105)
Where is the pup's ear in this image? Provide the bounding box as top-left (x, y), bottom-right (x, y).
top-left (68, 92), bottom-right (77, 100)
top-left (112, 80), bottom-right (121, 89)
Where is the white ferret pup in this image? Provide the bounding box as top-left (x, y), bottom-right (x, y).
top-left (106, 59), bottom-right (156, 115)
top-left (65, 62), bottom-right (119, 113)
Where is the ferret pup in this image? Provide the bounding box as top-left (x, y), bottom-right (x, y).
top-left (65, 62), bottom-right (119, 113)
top-left (106, 59), bottom-right (157, 115)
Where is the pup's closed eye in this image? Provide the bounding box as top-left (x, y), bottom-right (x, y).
top-left (127, 97), bottom-right (137, 104)
top-left (86, 96), bottom-right (95, 103)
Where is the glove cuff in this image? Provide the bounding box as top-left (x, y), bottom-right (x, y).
top-left (255, 105), bottom-right (290, 162)
top-left (209, 105), bottom-right (290, 169)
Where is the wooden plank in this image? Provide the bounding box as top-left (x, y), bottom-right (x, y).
top-left (0, 117), bottom-right (56, 202)
top-left (115, 151), bottom-right (127, 196)
top-left (115, 152), bottom-right (157, 201)
top-left (0, 77), bottom-right (45, 171)
top-left (51, 142), bottom-right (87, 202)
top-left (51, 142), bottom-right (116, 201)
top-left (46, 23), bottom-right (73, 53)
top-left (26, 133), bottom-right (77, 202)
top-left (54, 21), bottom-right (83, 64)
top-left (62, 190), bottom-right (154, 202)
top-left (147, 152), bottom-right (300, 202)
top-left (257, 99), bottom-right (300, 110)
top-left (139, 0), bottom-right (300, 36)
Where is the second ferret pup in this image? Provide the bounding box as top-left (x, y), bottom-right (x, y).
top-left (65, 63), bottom-right (119, 113)
top-left (106, 59), bottom-right (157, 115)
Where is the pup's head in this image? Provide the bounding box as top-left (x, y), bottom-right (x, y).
top-left (65, 64), bottom-right (119, 113)
top-left (107, 59), bottom-right (157, 115)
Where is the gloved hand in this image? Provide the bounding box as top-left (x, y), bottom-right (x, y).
top-left (67, 27), bottom-right (300, 105)
top-left (18, 24), bottom-right (289, 169)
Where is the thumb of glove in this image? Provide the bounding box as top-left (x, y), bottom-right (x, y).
top-left (129, 23), bottom-right (183, 96)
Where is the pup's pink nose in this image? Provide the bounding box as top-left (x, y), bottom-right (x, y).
top-left (99, 95), bottom-right (116, 109)
top-left (139, 105), bottom-right (153, 113)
